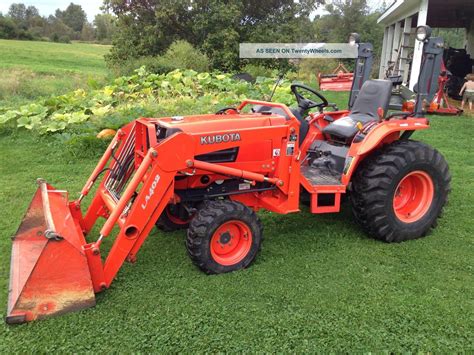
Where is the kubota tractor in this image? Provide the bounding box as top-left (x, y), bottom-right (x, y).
top-left (7, 27), bottom-right (451, 324)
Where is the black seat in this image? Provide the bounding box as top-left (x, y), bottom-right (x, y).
top-left (322, 80), bottom-right (392, 140)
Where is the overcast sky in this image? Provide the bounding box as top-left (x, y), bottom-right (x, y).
top-left (0, 1), bottom-right (103, 21)
top-left (0, 0), bottom-right (387, 22)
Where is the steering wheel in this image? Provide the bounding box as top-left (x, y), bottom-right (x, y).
top-left (290, 83), bottom-right (329, 113)
top-left (215, 107), bottom-right (239, 115)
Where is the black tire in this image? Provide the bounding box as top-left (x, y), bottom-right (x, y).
top-left (156, 204), bottom-right (192, 232)
top-left (350, 140), bottom-right (451, 242)
top-left (186, 200), bottom-right (263, 274)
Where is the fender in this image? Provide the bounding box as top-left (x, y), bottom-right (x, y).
top-left (341, 118), bottom-right (430, 185)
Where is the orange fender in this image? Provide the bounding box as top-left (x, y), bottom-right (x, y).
top-left (342, 118), bottom-right (430, 185)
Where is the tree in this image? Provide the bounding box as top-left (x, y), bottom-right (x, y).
top-left (8, 3), bottom-right (26, 21)
top-left (94, 13), bottom-right (116, 42)
top-left (0, 14), bottom-right (20, 39)
top-left (25, 5), bottom-right (39, 20)
top-left (45, 15), bottom-right (74, 41)
top-left (433, 28), bottom-right (465, 49)
top-left (313, 0), bottom-right (384, 56)
top-left (190, 1), bottom-right (242, 70)
top-left (104, 0), bottom-right (323, 70)
top-left (81, 22), bottom-right (95, 41)
top-left (24, 5), bottom-right (44, 31)
top-left (1, 2), bottom-right (99, 42)
top-left (55, 3), bottom-right (87, 32)
top-left (8, 3), bottom-right (27, 28)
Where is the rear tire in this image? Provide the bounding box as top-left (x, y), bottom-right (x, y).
top-left (156, 204), bottom-right (193, 232)
top-left (350, 140), bottom-right (451, 242)
top-left (186, 200), bottom-right (262, 274)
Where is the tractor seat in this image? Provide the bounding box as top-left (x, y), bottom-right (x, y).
top-left (322, 80), bottom-right (392, 140)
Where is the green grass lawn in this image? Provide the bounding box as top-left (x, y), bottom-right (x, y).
top-left (0, 40), bottom-right (111, 105)
top-left (0, 102), bottom-right (473, 351)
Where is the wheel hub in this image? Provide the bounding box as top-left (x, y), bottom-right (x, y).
top-left (210, 220), bottom-right (252, 266)
top-left (219, 231), bottom-right (232, 244)
top-left (393, 170), bottom-right (434, 223)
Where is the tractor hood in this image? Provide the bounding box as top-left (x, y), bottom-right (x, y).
top-left (151, 113), bottom-right (289, 135)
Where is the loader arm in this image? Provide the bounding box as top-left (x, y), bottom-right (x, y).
top-left (75, 124), bottom-right (287, 291)
top-left (7, 128), bottom-right (194, 323)
top-left (83, 132), bottom-right (195, 291)
top-left (7, 111), bottom-right (300, 323)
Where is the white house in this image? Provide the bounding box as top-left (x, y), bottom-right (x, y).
top-left (378, 0), bottom-right (474, 89)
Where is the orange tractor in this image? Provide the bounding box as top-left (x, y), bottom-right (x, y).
top-left (7, 28), bottom-right (451, 324)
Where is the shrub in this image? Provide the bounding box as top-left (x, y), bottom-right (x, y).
top-left (50, 33), bottom-right (71, 43)
top-left (296, 58), bottom-right (341, 82)
top-left (17, 29), bottom-right (35, 40)
top-left (112, 56), bottom-right (174, 76)
top-left (240, 64), bottom-right (276, 79)
top-left (58, 35), bottom-right (71, 43)
top-left (162, 40), bottom-right (209, 73)
top-left (110, 40), bottom-right (210, 76)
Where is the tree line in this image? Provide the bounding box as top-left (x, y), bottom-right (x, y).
top-left (0, 0), bottom-right (389, 73)
top-left (0, 2), bottom-right (116, 43)
top-left (104, 0), bottom-right (386, 72)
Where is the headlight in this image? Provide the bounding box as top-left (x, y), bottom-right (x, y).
top-left (348, 33), bottom-right (360, 45)
top-left (416, 25), bottom-right (432, 42)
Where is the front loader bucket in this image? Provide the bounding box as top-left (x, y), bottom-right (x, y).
top-left (6, 180), bottom-right (95, 324)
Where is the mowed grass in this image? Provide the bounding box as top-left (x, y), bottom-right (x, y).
top-left (0, 39), bottom-right (110, 74)
top-left (0, 40), bottom-right (111, 104)
top-left (0, 100), bottom-right (473, 351)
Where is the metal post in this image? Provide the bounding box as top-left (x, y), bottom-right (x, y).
top-left (384, 24), bottom-right (395, 77)
top-left (413, 37), bottom-right (445, 117)
top-left (348, 43), bottom-right (374, 109)
top-left (409, 0), bottom-right (428, 90)
top-left (391, 21), bottom-right (403, 66)
top-left (399, 17), bottom-right (413, 85)
top-left (379, 26), bottom-right (389, 78)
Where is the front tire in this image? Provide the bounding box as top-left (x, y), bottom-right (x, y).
top-left (350, 140), bottom-right (451, 242)
top-left (186, 200), bottom-right (263, 274)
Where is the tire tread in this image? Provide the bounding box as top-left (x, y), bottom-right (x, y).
top-left (350, 140), bottom-right (451, 242)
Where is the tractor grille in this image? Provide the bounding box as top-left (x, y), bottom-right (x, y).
top-left (105, 125), bottom-right (136, 202)
top-left (195, 147), bottom-right (239, 163)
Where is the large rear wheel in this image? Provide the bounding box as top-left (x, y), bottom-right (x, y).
top-left (350, 140), bottom-right (451, 242)
top-left (186, 200), bottom-right (262, 274)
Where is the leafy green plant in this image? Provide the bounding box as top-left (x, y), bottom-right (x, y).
top-left (240, 64), bottom-right (276, 79)
top-left (0, 66), bottom-right (294, 135)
